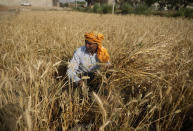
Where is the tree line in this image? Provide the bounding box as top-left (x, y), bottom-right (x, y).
top-left (85, 0), bottom-right (193, 10)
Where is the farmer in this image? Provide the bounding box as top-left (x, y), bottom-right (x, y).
top-left (67, 32), bottom-right (110, 89)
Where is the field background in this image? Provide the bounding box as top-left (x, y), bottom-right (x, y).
top-left (0, 11), bottom-right (193, 131)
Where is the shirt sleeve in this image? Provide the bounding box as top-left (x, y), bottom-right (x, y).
top-left (67, 50), bottom-right (81, 83)
top-left (107, 60), bottom-right (111, 65)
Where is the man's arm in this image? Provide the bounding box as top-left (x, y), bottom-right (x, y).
top-left (67, 50), bottom-right (81, 83)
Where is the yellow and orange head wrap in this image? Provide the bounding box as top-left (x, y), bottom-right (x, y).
top-left (84, 32), bottom-right (110, 63)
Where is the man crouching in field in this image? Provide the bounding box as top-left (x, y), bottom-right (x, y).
top-left (67, 32), bottom-right (110, 93)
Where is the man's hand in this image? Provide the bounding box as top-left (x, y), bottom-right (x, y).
top-left (78, 80), bottom-right (83, 87)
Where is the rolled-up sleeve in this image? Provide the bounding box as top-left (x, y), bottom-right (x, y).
top-left (67, 50), bottom-right (81, 83)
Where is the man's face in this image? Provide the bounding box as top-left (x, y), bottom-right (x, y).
top-left (85, 40), bottom-right (98, 53)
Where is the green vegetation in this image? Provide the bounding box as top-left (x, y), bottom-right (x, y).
top-left (151, 8), bottom-right (193, 18)
top-left (73, 1), bottom-right (193, 18)
top-left (120, 3), bottom-right (133, 14)
top-left (93, 3), bottom-right (102, 13)
top-left (76, 4), bottom-right (113, 14)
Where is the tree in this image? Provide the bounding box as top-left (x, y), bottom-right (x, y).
top-left (156, 0), bottom-right (193, 10)
top-left (85, 0), bottom-right (92, 7)
top-left (118, 0), bottom-right (193, 9)
top-left (143, 0), bottom-right (156, 6)
top-left (85, 0), bottom-right (105, 7)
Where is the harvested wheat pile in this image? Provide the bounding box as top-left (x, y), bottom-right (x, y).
top-left (0, 11), bottom-right (193, 130)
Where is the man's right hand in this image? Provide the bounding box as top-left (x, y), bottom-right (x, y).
top-left (78, 80), bottom-right (83, 87)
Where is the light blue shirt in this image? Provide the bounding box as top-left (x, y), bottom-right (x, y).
top-left (67, 46), bottom-right (101, 83)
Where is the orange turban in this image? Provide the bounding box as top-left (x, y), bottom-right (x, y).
top-left (85, 32), bottom-right (110, 63)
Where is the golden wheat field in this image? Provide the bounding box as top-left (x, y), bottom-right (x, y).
top-left (0, 11), bottom-right (193, 131)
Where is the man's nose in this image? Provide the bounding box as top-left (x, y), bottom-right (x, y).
top-left (86, 43), bottom-right (90, 47)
